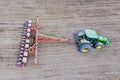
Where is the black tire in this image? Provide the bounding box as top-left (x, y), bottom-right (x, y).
top-left (94, 42), bottom-right (104, 49)
top-left (30, 30), bottom-right (36, 37)
top-left (79, 43), bottom-right (91, 53)
top-left (29, 37), bottom-right (34, 46)
top-left (29, 30), bottom-right (36, 46)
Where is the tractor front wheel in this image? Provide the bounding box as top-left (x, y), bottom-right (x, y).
top-left (94, 42), bottom-right (104, 49)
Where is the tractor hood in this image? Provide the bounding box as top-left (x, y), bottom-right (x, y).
top-left (97, 36), bottom-right (109, 45)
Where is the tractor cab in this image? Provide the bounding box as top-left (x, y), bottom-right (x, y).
top-left (84, 29), bottom-right (98, 44)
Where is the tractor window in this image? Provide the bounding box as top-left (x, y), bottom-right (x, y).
top-left (78, 35), bottom-right (84, 39)
top-left (78, 32), bottom-right (84, 39)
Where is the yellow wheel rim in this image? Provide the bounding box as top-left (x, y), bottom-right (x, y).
top-left (97, 45), bottom-right (103, 49)
top-left (82, 48), bottom-right (89, 53)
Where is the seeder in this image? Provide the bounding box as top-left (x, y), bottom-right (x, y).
top-left (17, 17), bottom-right (71, 67)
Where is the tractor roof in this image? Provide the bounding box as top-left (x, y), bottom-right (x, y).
top-left (85, 29), bottom-right (98, 39)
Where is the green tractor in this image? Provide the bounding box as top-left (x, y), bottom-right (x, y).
top-left (74, 29), bottom-right (109, 53)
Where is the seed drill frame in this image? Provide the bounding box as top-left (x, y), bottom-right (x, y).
top-left (17, 17), bottom-right (71, 67)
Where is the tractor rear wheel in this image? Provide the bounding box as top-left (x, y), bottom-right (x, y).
top-left (79, 43), bottom-right (91, 53)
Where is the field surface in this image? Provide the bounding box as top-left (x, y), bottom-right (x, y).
top-left (0, 0), bottom-right (120, 80)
